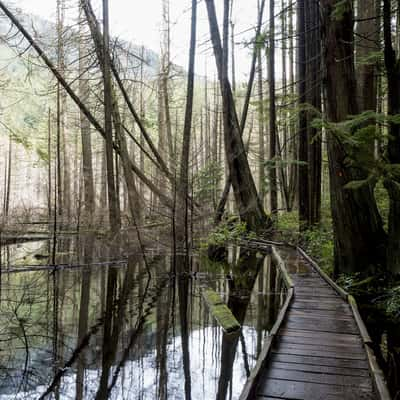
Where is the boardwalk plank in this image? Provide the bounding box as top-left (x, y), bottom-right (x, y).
top-left (269, 360), bottom-right (371, 377)
top-left (265, 368), bottom-right (372, 388)
top-left (257, 378), bottom-right (375, 400)
top-left (271, 353), bottom-right (369, 369)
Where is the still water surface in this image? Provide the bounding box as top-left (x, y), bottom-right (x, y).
top-left (0, 237), bottom-right (285, 399)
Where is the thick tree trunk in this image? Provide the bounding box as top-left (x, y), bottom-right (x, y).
top-left (297, 0), bottom-right (309, 229)
top-left (383, 0), bottom-right (400, 275)
top-left (306, 0), bottom-right (322, 225)
top-left (321, 0), bottom-right (386, 276)
top-left (356, 0), bottom-right (379, 112)
top-left (205, 0), bottom-right (271, 233)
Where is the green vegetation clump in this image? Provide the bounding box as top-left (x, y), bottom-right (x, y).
top-left (201, 217), bottom-right (247, 249)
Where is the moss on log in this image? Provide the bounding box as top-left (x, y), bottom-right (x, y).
top-left (202, 289), bottom-right (241, 333)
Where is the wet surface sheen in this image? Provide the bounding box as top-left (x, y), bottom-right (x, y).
top-left (0, 237), bottom-right (286, 399)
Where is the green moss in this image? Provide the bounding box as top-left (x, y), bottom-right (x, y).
top-left (203, 289), bottom-right (240, 333)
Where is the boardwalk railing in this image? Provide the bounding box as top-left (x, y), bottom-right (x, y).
top-left (239, 239), bottom-right (391, 400)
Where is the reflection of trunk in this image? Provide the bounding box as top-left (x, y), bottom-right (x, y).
top-left (156, 281), bottom-right (173, 399)
top-left (75, 235), bottom-right (94, 400)
top-left (95, 255), bottom-right (139, 399)
top-left (216, 251), bottom-right (264, 400)
top-left (177, 258), bottom-right (192, 400)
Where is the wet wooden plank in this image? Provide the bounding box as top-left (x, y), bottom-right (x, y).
top-left (274, 341), bottom-right (365, 356)
top-left (271, 353), bottom-right (370, 369)
top-left (278, 335), bottom-right (363, 349)
top-left (269, 360), bottom-right (371, 377)
top-left (283, 321), bottom-right (359, 335)
top-left (285, 316), bottom-right (358, 331)
top-left (278, 328), bottom-right (360, 343)
top-left (265, 368), bottom-right (373, 388)
top-left (290, 302), bottom-right (351, 312)
top-left (257, 378), bottom-right (376, 400)
top-left (272, 346), bottom-right (366, 361)
top-left (290, 309), bottom-right (354, 321)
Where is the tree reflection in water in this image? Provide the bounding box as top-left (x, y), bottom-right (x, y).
top-left (0, 240), bottom-right (286, 400)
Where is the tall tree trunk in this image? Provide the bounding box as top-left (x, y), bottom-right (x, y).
top-left (177, 0), bottom-right (197, 256)
top-left (103, 0), bottom-right (121, 232)
top-left (268, 0), bottom-right (278, 215)
top-left (297, 0), bottom-right (309, 229)
top-left (383, 0), bottom-right (400, 275)
top-left (79, 4), bottom-right (95, 225)
top-left (83, 0), bottom-right (142, 225)
top-left (306, 0), bottom-right (322, 225)
top-left (213, 0), bottom-right (267, 225)
top-left (205, 0), bottom-right (271, 233)
top-left (321, 0), bottom-right (387, 276)
top-left (257, 46), bottom-right (265, 208)
top-left (356, 0), bottom-right (379, 112)
top-left (287, 1), bottom-right (297, 210)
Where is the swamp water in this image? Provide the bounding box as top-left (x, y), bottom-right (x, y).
top-left (0, 237), bottom-right (286, 399)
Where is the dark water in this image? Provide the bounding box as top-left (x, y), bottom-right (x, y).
top-left (0, 237), bottom-right (286, 400)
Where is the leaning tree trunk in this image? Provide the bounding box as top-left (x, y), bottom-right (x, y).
top-left (321, 0), bottom-right (387, 276)
top-left (205, 0), bottom-right (271, 233)
top-left (213, 0), bottom-right (267, 226)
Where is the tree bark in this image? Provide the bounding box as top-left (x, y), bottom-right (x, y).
top-left (205, 0), bottom-right (271, 233)
top-left (383, 0), bottom-right (400, 275)
top-left (214, 0), bottom-right (267, 224)
top-left (103, 0), bottom-right (121, 231)
top-left (297, 0), bottom-right (309, 229)
top-left (321, 0), bottom-right (387, 276)
top-left (269, 0), bottom-right (278, 215)
top-left (177, 0), bottom-right (197, 255)
top-left (78, 4), bottom-right (95, 225)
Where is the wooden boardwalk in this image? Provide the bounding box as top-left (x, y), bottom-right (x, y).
top-left (240, 244), bottom-right (390, 400)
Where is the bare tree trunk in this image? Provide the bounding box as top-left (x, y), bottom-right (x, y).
top-left (214, 0), bottom-right (267, 224)
top-left (268, 0), bottom-right (278, 215)
top-left (79, 3), bottom-right (95, 225)
top-left (257, 1), bottom-right (265, 208)
top-left (205, 0), bottom-right (271, 233)
top-left (103, 0), bottom-right (121, 232)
